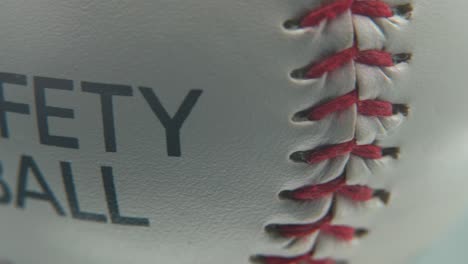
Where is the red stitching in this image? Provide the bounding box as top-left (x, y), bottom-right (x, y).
top-left (320, 224), bottom-right (358, 241)
top-left (270, 176), bottom-right (378, 242)
top-left (306, 47), bottom-right (357, 78)
top-left (255, 254), bottom-right (311, 264)
top-left (270, 215), bottom-right (363, 240)
top-left (258, 255), bottom-right (337, 264)
top-left (307, 90), bottom-right (396, 120)
top-left (300, 0), bottom-right (353, 28)
top-left (283, 176), bottom-right (346, 200)
top-left (254, 254), bottom-right (337, 264)
top-left (305, 140), bottom-right (383, 163)
top-left (300, 0), bottom-right (393, 28)
top-left (355, 49), bottom-right (394, 67)
top-left (270, 220), bottom-right (356, 241)
top-left (253, 1), bottom-right (411, 263)
top-left (357, 100), bottom-right (394, 117)
top-left (308, 259), bottom-right (338, 264)
top-left (306, 47), bottom-right (394, 78)
top-left (352, 143), bottom-right (384, 159)
top-left (338, 185), bottom-right (374, 202)
top-left (307, 91), bottom-right (357, 120)
top-left (351, 0), bottom-right (393, 18)
top-left (270, 214), bottom-right (334, 238)
top-left (281, 176), bottom-right (376, 203)
top-left (306, 140), bottom-right (355, 163)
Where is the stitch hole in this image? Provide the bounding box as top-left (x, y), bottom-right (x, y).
top-left (278, 190), bottom-right (295, 200)
top-left (264, 224), bottom-right (284, 237)
top-left (393, 4), bottom-right (413, 19)
top-left (283, 19), bottom-right (302, 30)
top-left (291, 109), bottom-right (311, 122)
top-left (354, 228), bottom-right (369, 238)
top-left (393, 104), bottom-right (410, 116)
top-left (393, 53), bottom-right (412, 64)
top-left (334, 261), bottom-right (348, 264)
top-left (249, 255), bottom-right (265, 264)
top-left (289, 151), bottom-right (309, 163)
top-left (290, 67), bottom-right (310, 80)
top-left (373, 190), bottom-right (391, 204)
top-left (382, 147), bottom-right (400, 159)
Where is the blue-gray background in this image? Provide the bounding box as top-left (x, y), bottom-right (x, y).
top-left (413, 205), bottom-right (468, 263)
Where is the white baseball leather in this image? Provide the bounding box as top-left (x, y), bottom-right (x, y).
top-left (0, 1), bottom-right (467, 264)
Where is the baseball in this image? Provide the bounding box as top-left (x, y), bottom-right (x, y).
top-left (0, 1), bottom-right (467, 263)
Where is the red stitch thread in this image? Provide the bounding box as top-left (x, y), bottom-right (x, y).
top-left (305, 47), bottom-right (394, 78)
top-left (352, 144), bottom-right (383, 159)
top-left (306, 140), bottom-right (355, 163)
top-left (282, 176), bottom-right (346, 200)
top-left (274, 222), bottom-right (357, 241)
top-left (254, 254), bottom-right (337, 264)
top-left (338, 185), bottom-right (374, 202)
top-left (355, 49), bottom-right (394, 67)
top-left (357, 100), bottom-right (393, 117)
top-left (255, 254), bottom-right (310, 264)
top-left (268, 203), bottom-right (369, 240)
top-left (309, 260), bottom-right (337, 264)
top-left (320, 224), bottom-right (357, 241)
top-left (300, 0), bottom-right (393, 28)
top-left (281, 176), bottom-right (376, 203)
top-left (306, 140), bottom-right (383, 164)
top-left (351, 0), bottom-right (393, 18)
top-left (307, 91), bottom-right (396, 120)
top-left (270, 214), bottom-right (333, 238)
top-left (306, 47), bottom-right (357, 78)
top-left (300, 0), bottom-right (353, 28)
top-left (254, 1), bottom-right (411, 262)
top-left (269, 215), bottom-right (362, 241)
top-left (307, 90), bottom-right (358, 120)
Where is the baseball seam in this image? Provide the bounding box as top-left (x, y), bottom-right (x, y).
top-left (252, 1), bottom-right (413, 263)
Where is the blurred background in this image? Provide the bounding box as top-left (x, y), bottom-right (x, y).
top-left (413, 205), bottom-right (468, 263)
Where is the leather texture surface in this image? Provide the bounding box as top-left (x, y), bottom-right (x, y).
top-left (0, 1), bottom-right (467, 264)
